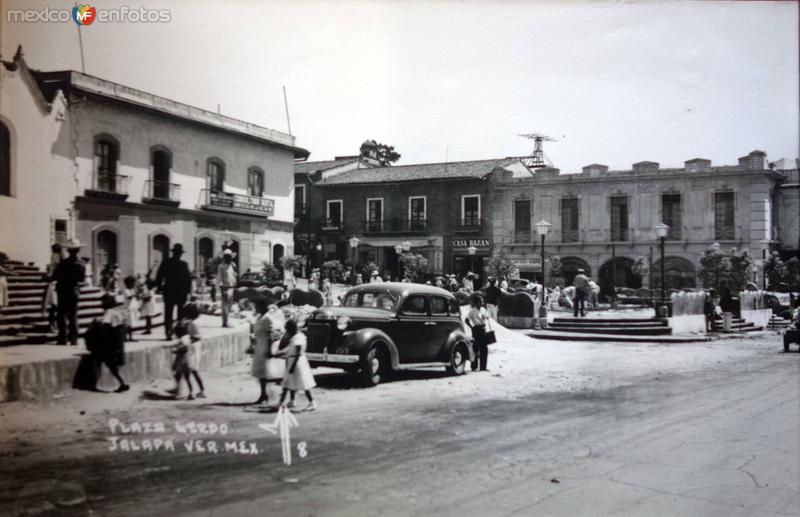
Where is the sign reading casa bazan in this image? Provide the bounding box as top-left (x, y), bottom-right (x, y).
top-left (452, 238), bottom-right (491, 248)
top-left (205, 191), bottom-right (274, 217)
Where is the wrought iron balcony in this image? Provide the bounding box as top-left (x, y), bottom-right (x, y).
top-left (200, 189), bottom-right (275, 217)
top-left (362, 218), bottom-right (428, 234)
top-left (85, 172), bottom-right (130, 200)
top-left (455, 217), bottom-right (484, 233)
top-left (320, 218), bottom-right (344, 231)
top-left (143, 180), bottom-right (181, 207)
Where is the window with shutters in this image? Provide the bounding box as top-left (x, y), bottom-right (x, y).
top-left (714, 191), bottom-right (735, 240)
top-left (207, 159), bottom-right (225, 192)
top-left (561, 198), bottom-right (580, 242)
top-left (514, 200), bottom-right (531, 243)
top-left (661, 193), bottom-right (682, 240)
top-left (610, 196), bottom-right (629, 241)
top-left (248, 168), bottom-right (264, 197)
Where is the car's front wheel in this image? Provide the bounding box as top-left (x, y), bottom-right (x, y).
top-left (446, 342), bottom-right (469, 376)
top-left (360, 345), bottom-right (389, 386)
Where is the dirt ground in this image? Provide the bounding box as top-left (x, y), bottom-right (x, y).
top-left (0, 321), bottom-right (798, 516)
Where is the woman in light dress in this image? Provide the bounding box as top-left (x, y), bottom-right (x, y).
top-left (251, 299), bottom-right (286, 406)
top-left (277, 319), bottom-right (316, 412)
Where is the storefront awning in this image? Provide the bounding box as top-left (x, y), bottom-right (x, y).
top-left (515, 261), bottom-right (542, 273)
top-left (357, 237), bottom-right (439, 248)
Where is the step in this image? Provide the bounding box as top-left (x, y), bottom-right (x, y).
top-left (0, 324), bottom-right (33, 336)
top-left (6, 281), bottom-right (49, 289)
top-left (545, 325), bottom-right (673, 336)
top-left (528, 330), bottom-right (711, 343)
top-left (549, 320), bottom-right (669, 328)
top-left (0, 300), bottom-right (102, 316)
top-left (6, 314), bottom-right (165, 346)
top-left (552, 317), bottom-right (668, 325)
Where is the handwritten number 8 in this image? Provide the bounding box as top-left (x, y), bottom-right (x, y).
top-left (297, 442), bottom-right (307, 458)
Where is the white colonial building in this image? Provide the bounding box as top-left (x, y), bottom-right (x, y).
top-left (0, 46), bottom-right (307, 279)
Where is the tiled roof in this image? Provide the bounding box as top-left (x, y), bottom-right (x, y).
top-left (294, 159), bottom-right (357, 174)
top-left (315, 158), bottom-right (515, 185)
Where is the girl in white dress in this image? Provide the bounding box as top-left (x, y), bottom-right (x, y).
top-left (278, 319), bottom-right (316, 411)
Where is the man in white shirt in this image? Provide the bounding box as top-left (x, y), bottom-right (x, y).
top-left (217, 249), bottom-right (238, 327)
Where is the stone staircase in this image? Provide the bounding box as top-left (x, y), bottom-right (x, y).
top-left (767, 315), bottom-right (792, 331)
top-left (711, 316), bottom-right (762, 333)
top-left (0, 260), bottom-right (163, 346)
top-left (528, 316), bottom-right (711, 343)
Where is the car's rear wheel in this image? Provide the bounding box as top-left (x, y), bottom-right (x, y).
top-left (360, 345), bottom-right (389, 386)
top-left (446, 342), bottom-right (469, 375)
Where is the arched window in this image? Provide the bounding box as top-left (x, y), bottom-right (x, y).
top-left (151, 234), bottom-right (170, 271)
top-left (207, 158), bottom-right (225, 193)
top-left (273, 244), bottom-right (285, 266)
top-left (151, 147), bottom-right (172, 199)
top-left (95, 230), bottom-right (118, 273)
top-left (0, 120), bottom-right (10, 196)
top-left (248, 167), bottom-right (264, 197)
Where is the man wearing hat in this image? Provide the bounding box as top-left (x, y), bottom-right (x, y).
top-left (156, 243), bottom-right (192, 339)
top-left (572, 268), bottom-right (590, 317)
top-left (369, 270), bottom-right (382, 284)
top-left (53, 240), bottom-right (86, 345)
top-left (216, 248), bottom-right (238, 327)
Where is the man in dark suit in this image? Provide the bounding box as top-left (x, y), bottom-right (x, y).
top-left (156, 243), bottom-right (192, 339)
top-left (54, 240), bottom-right (86, 345)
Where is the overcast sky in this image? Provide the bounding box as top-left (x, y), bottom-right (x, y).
top-left (2, 0), bottom-right (797, 171)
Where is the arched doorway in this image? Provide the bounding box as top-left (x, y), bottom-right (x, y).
top-left (151, 234), bottom-right (170, 274)
top-left (273, 244), bottom-right (285, 267)
top-left (0, 120), bottom-right (11, 196)
top-left (598, 257), bottom-right (641, 301)
top-left (197, 237), bottom-right (214, 276)
top-left (95, 230), bottom-right (118, 282)
top-left (653, 256), bottom-right (696, 290)
top-left (560, 256), bottom-right (592, 286)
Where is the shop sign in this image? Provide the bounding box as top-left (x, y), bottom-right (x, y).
top-left (452, 238), bottom-right (491, 248)
top-left (206, 191), bottom-right (274, 216)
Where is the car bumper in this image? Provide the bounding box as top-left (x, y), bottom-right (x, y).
top-left (307, 352), bottom-right (360, 366)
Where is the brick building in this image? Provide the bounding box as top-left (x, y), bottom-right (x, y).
top-left (0, 47), bottom-right (308, 279)
top-left (489, 151), bottom-right (799, 297)
top-left (299, 157), bottom-right (529, 278)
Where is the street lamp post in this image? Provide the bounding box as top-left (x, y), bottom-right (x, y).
top-left (535, 220), bottom-right (552, 325)
top-left (655, 223), bottom-right (669, 315)
top-left (349, 236), bottom-right (360, 285)
top-left (394, 244), bottom-right (404, 281)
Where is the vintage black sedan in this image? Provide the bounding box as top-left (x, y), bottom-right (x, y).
top-left (305, 283), bottom-right (474, 386)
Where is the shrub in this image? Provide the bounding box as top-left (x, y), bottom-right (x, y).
top-left (498, 290), bottom-right (535, 317)
top-left (487, 248), bottom-right (517, 280)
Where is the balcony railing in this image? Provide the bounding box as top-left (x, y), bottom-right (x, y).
top-left (455, 217), bottom-right (484, 233)
top-left (200, 189), bottom-right (274, 217)
top-left (143, 180), bottom-right (181, 206)
top-left (85, 172), bottom-right (130, 200)
top-left (320, 218), bottom-right (343, 231)
top-left (362, 218), bottom-right (429, 234)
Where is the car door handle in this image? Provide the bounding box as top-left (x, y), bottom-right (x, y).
top-left (424, 322), bottom-right (437, 326)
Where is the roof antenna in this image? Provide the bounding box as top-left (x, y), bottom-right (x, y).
top-left (283, 86), bottom-right (293, 136)
top-left (518, 132), bottom-right (558, 168)
top-left (74, 2), bottom-right (86, 73)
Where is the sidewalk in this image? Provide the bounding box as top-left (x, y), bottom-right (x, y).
top-left (0, 315), bottom-right (249, 402)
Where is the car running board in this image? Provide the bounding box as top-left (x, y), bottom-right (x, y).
top-left (394, 362), bottom-right (449, 370)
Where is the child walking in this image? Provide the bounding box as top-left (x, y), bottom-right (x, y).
top-left (278, 319), bottom-right (316, 411)
top-left (169, 303), bottom-right (205, 399)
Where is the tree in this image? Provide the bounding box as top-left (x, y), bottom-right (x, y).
top-left (699, 243), bottom-right (753, 293)
top-left (360, 140), bottom-right (401, 166)
top-left (399, 253), bottom-right (431, 282)
top-left (764, 251), bottom-right (786, 290)
top-left (487, 248), bottom-right (517, 280)
top-left (261, 262), bottom-right (282, 282)
top-left (280, 255), bottom-right (304, 272)
top-left (322, 259), bottom-right (345, 282)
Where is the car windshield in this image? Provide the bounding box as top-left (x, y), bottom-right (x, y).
top-left (342, 291), bottom-right (401, 311)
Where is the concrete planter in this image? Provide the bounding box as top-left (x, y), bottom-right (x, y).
top-left (498, 316), bottom-right (536, 329)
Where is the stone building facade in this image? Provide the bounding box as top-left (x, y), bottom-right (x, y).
top-left (489, 151), bottom-right (798, 297)
top-left (0, 48), bottom-right (307, 280)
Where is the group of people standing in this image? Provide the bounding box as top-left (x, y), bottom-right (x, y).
top-left (250, 298), bottom-right (316, 411)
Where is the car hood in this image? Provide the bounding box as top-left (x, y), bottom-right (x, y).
top-left (312, 307), bottom-right (394, 322)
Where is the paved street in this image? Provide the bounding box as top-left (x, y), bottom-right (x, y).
top-left (1, 326), bottom-right (798, 516)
